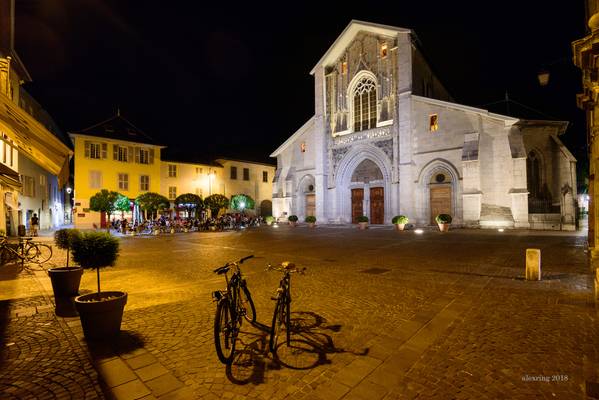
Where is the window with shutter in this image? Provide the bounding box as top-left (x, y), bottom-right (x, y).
top-left (135, 147), bottom-right (140, 163)
top-left (149, 148), bottom-right (154, 164)
top-left (85, 141), bottom-right (90, 158)
top-left (101, 143), bottom-right (108, 159)
top-left (113, 144), bottom-right (118, 160)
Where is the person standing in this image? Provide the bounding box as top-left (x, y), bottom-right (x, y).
top-left (30, 213), bottom-right (39, 236)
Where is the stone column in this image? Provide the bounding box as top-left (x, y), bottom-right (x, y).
top-left (313, 65), bottom-right (328, 223)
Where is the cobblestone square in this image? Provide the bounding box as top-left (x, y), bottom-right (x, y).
top-left (1, 225), bottom-right (598, 399)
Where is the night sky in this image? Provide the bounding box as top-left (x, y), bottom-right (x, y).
top-left (13, 1), bottom-right (587, 169)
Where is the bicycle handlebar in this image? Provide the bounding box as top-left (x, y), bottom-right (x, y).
top-left (266, 262), bottom-right (306, 274)
top-left (213, 255), bottom-right (254, 274)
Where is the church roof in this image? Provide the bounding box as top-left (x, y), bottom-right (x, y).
top-left (270, 117), bottom-right (315, 157)
top-left (413, 96), bottom-right (520, 126)
top-left (71, 114), bottom-right (164, 146)
top-left (310, 20), bottom-right (411, 75)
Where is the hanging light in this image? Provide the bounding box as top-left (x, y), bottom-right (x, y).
top-left (537, 69), bottom-right (550, 87)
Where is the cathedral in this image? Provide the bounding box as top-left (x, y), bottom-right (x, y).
top-left (271, 20), bottom-right (577, 229)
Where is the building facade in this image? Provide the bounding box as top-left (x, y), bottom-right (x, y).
top-left (0, 0), bottom-right (72, 235)
top-left (70, 115), bottom-right (163, 229)
top-left (573, 1), bottom-right (599, 256)
top-left (272, 20), bottom-right (577, 229)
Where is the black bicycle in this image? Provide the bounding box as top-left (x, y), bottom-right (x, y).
top-left (0, 236), bottom-right (53, 266)
top-left (268, 261), bottom-right (305, 353)
top-left (212, 255), bottom-right (257, 364)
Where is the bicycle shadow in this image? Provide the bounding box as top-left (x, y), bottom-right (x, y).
top-left (226, 311), bottom-right (367, 384)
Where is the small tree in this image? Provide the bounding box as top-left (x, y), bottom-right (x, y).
top-left (230, 194), bottom-right (255, 212)
top-left (205, 194), bottom-right (229, 217)
top-left (71, 231), bottom-right (119, 294)
top-left (174, 193), bottom-right (204, 218)
top-left (89, 190), bottom-right (120, 230)
top-left (136, 192), bottom-right (170, 220)
top-left (114, 194), bottom-right (131, 219)
top-left (54, 229), bottom-right (80, 268)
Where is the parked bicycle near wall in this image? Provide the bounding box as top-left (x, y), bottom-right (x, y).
top-left (212, 255), bottom-right (257, 364)
top-left (267, 261), bottom-right (306, 353)
top-left (0, 236), bottom-right (53, 266)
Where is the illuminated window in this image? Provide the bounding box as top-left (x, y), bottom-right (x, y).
top-left (341, 62), bottom-right (348, 75)
top-left (380, 44), bottom-right (388, 58)
top-left (114, 145), bottom-right (128, 162)
top-left (300, 142), bottom-right (306, 153)
top-left (168, 164), bottom-right (177, 177)
top-left (168, 186), bottom-right (177, 200)
top-left (118, 173), bottom-right (129, 191)
top-left (352, 76), bottom-right (377, 132)
top-left (429, 114), bottom-right (439, 132)
top-left (138, 148), bottom-right (150, 164)
top-left (140, 175), bottom-right (150, 191)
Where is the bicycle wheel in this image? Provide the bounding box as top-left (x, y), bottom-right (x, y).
top-left (270, 296), bottom-right (288, 352)
top-left (240, 284), bottom-right (256, 323)
top-left (26, 244), bottom-right (53, 264)
top-left (214, 298), bottom-right (237, 364)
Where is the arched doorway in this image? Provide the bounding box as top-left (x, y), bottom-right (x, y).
top-left (350, 159), bottom-right (384, 224)
top-left (260, 200), bottom-right (272, 217)
top-left (429, 170), bottom-right (452, 224)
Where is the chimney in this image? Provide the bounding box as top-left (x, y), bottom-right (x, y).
top-left (0, 0), bottom-right (14, 57)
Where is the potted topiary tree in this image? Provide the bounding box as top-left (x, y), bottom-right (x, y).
top-left (305, 215), bottom-right (316, 228)
top-left (72, 231), bottom-right (126, 339)
top-left (392, 215), bottom-right (409, 231)
top-left (357, 215), bottom-right (369, 230)
top-left (48, 229), bottom-right (82, 316)
top-left (435, 214), bottom-right (452, 232)
top-left (288, 215), bottom-right (298, 227)
top-left (265, 216), bottom-right (275, 226)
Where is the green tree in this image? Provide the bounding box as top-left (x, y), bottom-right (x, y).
top-left (205, 194), bottom-right (229, 217)
top-left (135, 192), bottom-right (170, 220)
top-left (230, 194), bottom-right (255, 212)
top-left (174, 193), bottom-right (204, 218)
top-left (89, 189), bottom-right (120, 230)
top-left (114, 194), bottom-right (131, 218)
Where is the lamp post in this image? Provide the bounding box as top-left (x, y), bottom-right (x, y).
top-left (208, 169), bottom-right (215, 196)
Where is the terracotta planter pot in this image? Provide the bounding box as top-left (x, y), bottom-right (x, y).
top-left (358, 222), bottom-right (368, 230)
top-left (48, 267), bottom-right (83, 317)
top-left (395, 224), bottom-right (405, 231)
top-left (75, 291), bottom-right (128, 340)
top-left (307, 222), bottom-right (316, 228)
top-left (289, 221), bottom-right (297, 227)
top-left (437, 223), bottom-right (450, 232)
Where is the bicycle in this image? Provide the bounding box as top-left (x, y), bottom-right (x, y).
top-left (267, 261), bottom-right (305, 353)
top-left (0, 236), bottom-right (53, 265)
top-left (212, 255), bottom-right (257, 364)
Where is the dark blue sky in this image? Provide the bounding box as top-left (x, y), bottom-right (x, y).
top-left (14, 1), bottom-right (587, 166)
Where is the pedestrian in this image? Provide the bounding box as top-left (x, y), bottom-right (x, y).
top-left (30, 213), bottom-right (39, 236)
top-left (121, 218), bottom-right (128, 234)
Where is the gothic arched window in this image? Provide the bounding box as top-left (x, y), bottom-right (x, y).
top-left (352, 76), bottom-right (377, 132)
top-left (527, 151), bottom-right (541, 198)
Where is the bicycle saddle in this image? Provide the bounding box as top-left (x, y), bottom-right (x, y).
top-left (281, 261), bottom-right (295, 269)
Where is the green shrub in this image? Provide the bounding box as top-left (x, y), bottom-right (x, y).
top-left (288, 215), bottom-right (298, 222)
top-left (392, 215), bottom-right (409, 224)
top-left (357, 215), bottom-right (369, 223)
top-left (435, 214), bottom-right (453, 224)
top-left (265, 216), bottom-right (275, 224)
top-left (305, 216), bottom-right (316, 223)
top-left (54, 229), bottom-right (81, 268)
top-left (72, 231), bottom-right (120, 293)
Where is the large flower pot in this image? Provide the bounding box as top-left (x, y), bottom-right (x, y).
top-left (75, 291), bottom-right (128, 340)
top-left (437, 223), bottom-right (450, 232)
top-left (358, 222), bottom-right (368, 230)
top-left (307, 222), bottom-right (315, 228)
top-left (48, 267), bottom-right (83, 317)
top-left (289, 221), bottom-right (297, 227)
top-left (395, 224), bottom-right (405, 231)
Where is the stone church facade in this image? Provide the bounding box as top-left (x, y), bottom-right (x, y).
top-left (271, 20), bottom-right (577, 229)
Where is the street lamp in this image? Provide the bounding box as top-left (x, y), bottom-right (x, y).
top-left (208, 169), bottom-right (215, 195)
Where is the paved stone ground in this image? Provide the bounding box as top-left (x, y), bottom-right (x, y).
top-left (2, 225), bottom-right (599, 399)
top-left (0, 259), bottom-right (105, 399)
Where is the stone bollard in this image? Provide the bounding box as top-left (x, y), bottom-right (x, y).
top-left (526, 249), bottom-right (541, 281)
